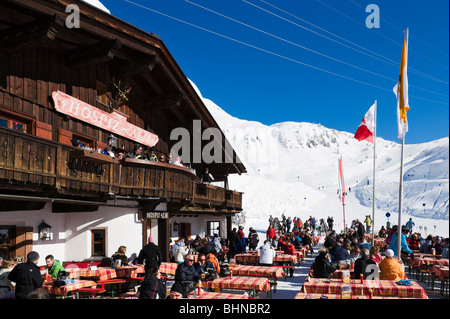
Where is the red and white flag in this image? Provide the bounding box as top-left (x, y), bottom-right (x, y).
top-left (354, 102), bottom-right (376, 143)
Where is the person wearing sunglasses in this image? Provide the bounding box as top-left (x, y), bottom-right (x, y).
top-left (194, 253), bottom-right (217, 282)
top-left (174, 254), bottom-right (201, 298)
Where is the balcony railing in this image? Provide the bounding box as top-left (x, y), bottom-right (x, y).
top-left (0, 127), bottom-right (242, 211)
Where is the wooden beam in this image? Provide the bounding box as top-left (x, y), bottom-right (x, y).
top-left (141, 72), bottom-right (164, 96)
top-left (111, 54), bottom-right (160, 77)
top-left (145, 93), bottom-right (186, 110)
top-left (0, 14), bottom-right (64, 52)
top-left (64, 38), bottom-right (122, 68)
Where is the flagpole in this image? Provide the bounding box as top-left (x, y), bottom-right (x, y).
top-left (397, 28), bottom-right (409, 259)
top-left (371, 100), bottom-right (377, 247)
top-left (397, 137), bottom-right (405, 259)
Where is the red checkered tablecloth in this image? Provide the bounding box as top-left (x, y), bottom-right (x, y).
top-left (276, 249), bottom-right (305, 260)
top-left (301, 278), bottom-right (428, 299)
top-left (414, 257), bottom-right (449, 267)
top-left (235, 253), bottom-right (297, 265)
top-left (231, 265), bottom-right (286, 279)
top-left (43, 280), bottom-right (97, 296)
top-left (295, 292), bottom-right (414, 299)
top-left (430, 265), bottom-right (449, 281)
top-left (159, 262), bottom-right (179, 276)
top-left (66, 267), bottom-right (117, 281)
top-left (201, 276), bottom-right (271, 292)
top-left (115, 265), bottom-right (146, 278)
top-left (188, 292), bottom-right (249, 299)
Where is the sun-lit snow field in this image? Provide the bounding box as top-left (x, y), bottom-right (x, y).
top-left (191, 81), bottom-right (449, 238)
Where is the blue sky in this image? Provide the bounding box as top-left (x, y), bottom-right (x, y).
top-left (102, 0), bottom-right (448, 144)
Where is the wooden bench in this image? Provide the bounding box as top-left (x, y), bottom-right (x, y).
top-left (97, 279), bottom-right (128, 297)
top-left (76, 287), bottom-right (106, 299)
top-left (119, 291), bottom-right (139, 299)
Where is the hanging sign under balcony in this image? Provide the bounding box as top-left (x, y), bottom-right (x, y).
top-left (146, 212), bottom-right (169, 219)
top-left (52, 91), bottom-right (159, 147)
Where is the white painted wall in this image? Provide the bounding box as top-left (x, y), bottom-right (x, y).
top-left (1, 200), bottom-right (232, 265)
top-left (0, 200), bottom-right (143, 264)
top-left (64, 201), bottom-right (142, 261)
top-left (169, 215), bottom-right (227, 242)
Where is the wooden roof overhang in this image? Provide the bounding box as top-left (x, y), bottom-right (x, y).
top-left (1, 0), bottom-right (246, 179)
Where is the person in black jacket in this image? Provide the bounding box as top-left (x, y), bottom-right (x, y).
top-left (354, 248), bottom-right (377, 280)
top-left (8, 251), bottom-right (44, 299)
top-left (138, 267), bottom-right (166, 299)
top-left (138, 235), bottom-right (162, 274)
top-left (227, 228), bottom-right (240, 260)
top-left (174, 254), bottom-right (201, 297)
top-left (248, 228), bottom-right (259, 250)
top-left (312, 248), bottom-right (337, 278)
top-left (329, 241), bottom-right (350, 266)
top-left (194, 253), bottom-right (217, 282)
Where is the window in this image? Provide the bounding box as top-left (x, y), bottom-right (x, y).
top-left (0, 226), bottom-right (15, 260)
top-left (72, 133), bottom-right (95, 149)
top-left (207, 221), bottom-right (220, 237)
top-left (91, 229), bottom-right (105, 256)
top-left (0, 112), bottom-right (31, 133)
top-left (96, 81), bottom-right (108, 105)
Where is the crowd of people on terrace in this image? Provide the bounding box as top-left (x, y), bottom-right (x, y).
top-left (2, 213), bottom-right (447, 299)
top-left (312, 218), bottom-right (449, 282)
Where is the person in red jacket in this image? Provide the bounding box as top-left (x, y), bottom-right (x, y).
top-left (266, 225), bottom-right (276, 240)
top-left (283, 239), bottom-right (296, 277)
top-left (238, 226), bottom-right (245, 239)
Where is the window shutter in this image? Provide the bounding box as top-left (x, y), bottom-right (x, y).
top-left (36, 121), bottom-right (52, 140)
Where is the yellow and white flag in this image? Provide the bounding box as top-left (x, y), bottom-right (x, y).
top-left (393, 29), bottom-right (410, 140)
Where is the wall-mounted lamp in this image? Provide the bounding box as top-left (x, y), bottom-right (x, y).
top-left (38, 220), bottom-right (52, 240)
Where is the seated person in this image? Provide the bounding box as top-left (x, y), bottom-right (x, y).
top-left (111, 246), bottom-right (130, 266)
top-left (329, 241), bottom-right (350, 267)
top-left (174, 254), bottom-right (201, 298)
top-left (45, 255), bottom-right (65, 279)
top-left (194, 253), bottom-right (217, 281)
top-left (378, 249), bottom-right (406, 281)
top-left (169, 281), bottom-right (184, 299)
top-left (354, 248), bottom-right (377, 279)
top-left (312, 248), bottom-right (337, 278)
top-left (206, 250), bottom-right (221, 275)
top-left (259, 240), bottom-right (276, 266)
top-left (139, 267), bottom-right (166, 299)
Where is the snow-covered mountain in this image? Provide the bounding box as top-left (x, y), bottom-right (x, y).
top-left (82, 0), bottom-right (110, 13)
top-left (190, 80), bottom-right (449, 238)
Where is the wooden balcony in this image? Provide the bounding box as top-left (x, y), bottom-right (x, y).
top-left (0, 128), bottom-right (242, 212)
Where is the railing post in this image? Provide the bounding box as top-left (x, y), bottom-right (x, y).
top-left (55, 144), bottom-right (62, 189)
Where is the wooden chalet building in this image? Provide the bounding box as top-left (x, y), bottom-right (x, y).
top-left (0, 0), bottom-right (245, 263)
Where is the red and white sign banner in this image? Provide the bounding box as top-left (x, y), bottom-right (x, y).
top-left (52, 91), bottom-right (159, 147)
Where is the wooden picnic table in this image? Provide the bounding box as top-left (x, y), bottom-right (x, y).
top-left (275, 248), bottom-right (306, 260)
top-left (42, 279), bottom-right (97, 297)
top-left (66, 267), bottom-right (117, 281)
top-left (413, 257), bottom-right (449, 267)
top-left (114, 265), bottom-right (146, 278)
top-left (201, 275), bottom-right (272, 298)
top-left (159, 262), bottom-right (179, 276)
top-left (429, 265), bottom-right (449, 281)
top-left (235, 253), bottom-right (297, 265)
top-left (188, 291), bottom-right (249, 299)
top-left (295, 292), bottom-right (420, 299)
top-left (230, 265), bottom-right (286, 280)
top-left (301, 278), bottom-right (428, 299)
top-left (413, 253), bottom-right (442, 259)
